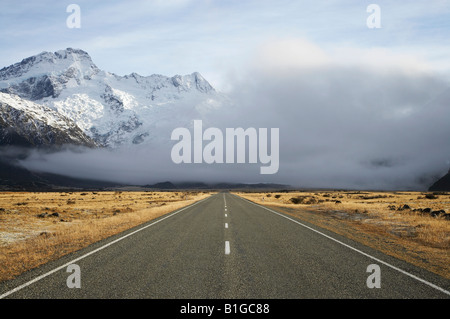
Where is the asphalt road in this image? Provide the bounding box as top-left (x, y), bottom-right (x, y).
top-left (1, 192), bottom-right (449, 299)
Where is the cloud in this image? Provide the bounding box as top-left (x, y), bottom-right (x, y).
top-left (17, 38), bottom-right (450, 190)
top-left (254, 38), bottom-right (331, 71)
top-left (251, 38), bottom-right (437, 74)
top-left (207, 39), bottom-right (450, 189)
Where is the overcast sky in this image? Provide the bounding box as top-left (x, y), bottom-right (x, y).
top-left (2, 1), bottom-right (450, 190)
top-left (1, 1), bottom-right (450, 90)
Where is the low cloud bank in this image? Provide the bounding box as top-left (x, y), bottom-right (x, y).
top-left (18, 39), bottom-right (450, 190)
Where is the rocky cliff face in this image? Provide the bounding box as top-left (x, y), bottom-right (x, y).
top-left (0, 92), bottom-right (97, 148)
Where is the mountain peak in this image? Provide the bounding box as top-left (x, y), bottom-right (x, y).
top-left (55, 47), bottom-right (90, 57)
top-left (170, 72), bottom-right (214, 93)
top-left (0, 48), bottom-right (99, 83)
top-left (30, 48), bottom-right (94, 65)
top-left (192, 72), bottom-right (214, 93)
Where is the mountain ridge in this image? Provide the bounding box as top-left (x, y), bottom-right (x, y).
top-left (0, 48), bottom-right (224, 147)
top-left (429, 169), bottom-right (450, 191)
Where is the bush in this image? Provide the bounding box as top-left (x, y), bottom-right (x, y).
top-left (290, 197), bottom-right (303, 204)
top-left (290, 196), bottom-right (316, 204)
top-left (15, 202), bottom-right (28, 206)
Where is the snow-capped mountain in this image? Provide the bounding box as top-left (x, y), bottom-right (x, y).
top-left (0, 48), bottom-right (226, 147)
top-left (0, 92), bottom-right (97, 148)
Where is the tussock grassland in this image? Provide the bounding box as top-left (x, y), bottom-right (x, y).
top-left (0, 191), bottom-right (212, 283)
top-left (234, 190), bottom-right (450, 279)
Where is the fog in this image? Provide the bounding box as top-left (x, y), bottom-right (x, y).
top-left (18, 40), bottom-right (450, 190)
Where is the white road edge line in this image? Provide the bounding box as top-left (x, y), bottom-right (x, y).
top-left (0, 195), bottom-right (212, 299)
top-left (225, 241), bottom-right (231, 255)
top-left (236, 194), bottom-right (450, 297)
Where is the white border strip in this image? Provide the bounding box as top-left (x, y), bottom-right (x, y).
top-left (0, 195), bottom-right (212, 299)
top-left (235, 194), bottom-right (450, 296)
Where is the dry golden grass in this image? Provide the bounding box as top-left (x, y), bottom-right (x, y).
top-left (234, 190), bottom-right (450, 279)
top-left (0, 191), bottom-right (213, 283)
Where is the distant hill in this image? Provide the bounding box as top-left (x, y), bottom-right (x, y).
top-left (0, 158), bottom-right (121, 191)
top-left (429, 169), bottom-right (450, 191)
top-left (143, 181), bottom-right (178, 189)
top-left (143, 181), bottom-right (291, 190)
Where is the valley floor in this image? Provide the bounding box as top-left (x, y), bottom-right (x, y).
top-left (0, 189), bottom-right (448, 283)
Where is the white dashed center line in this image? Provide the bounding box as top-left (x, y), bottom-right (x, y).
top-left (224, 194), bottom-right (230, 255)
top-left (225, 241), bottom-right (230, 255)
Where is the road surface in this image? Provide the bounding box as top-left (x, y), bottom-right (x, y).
top-left (1, 192), bottom-right (449, 299)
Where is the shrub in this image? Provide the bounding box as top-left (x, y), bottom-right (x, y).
top-left (290, 197), bottom-right (303, 204)
top-left (15, 202), bottom-right (28, 206)
top-left (289, 196), bottom-right (317, 204)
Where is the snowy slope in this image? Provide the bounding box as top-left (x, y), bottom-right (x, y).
top-left (0, 92), bottom-right (98, 147)
top-left (0, 48), bottom-right (227, 147)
